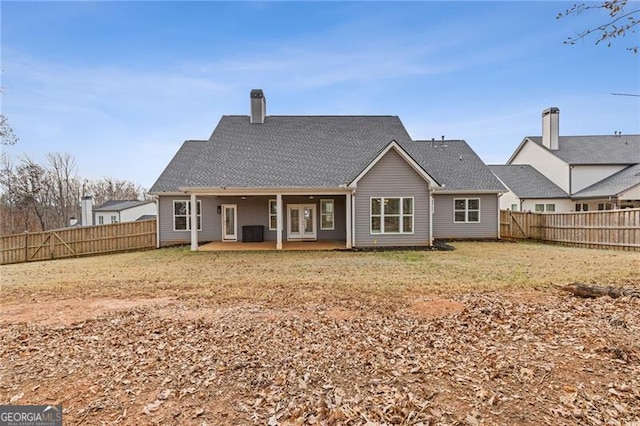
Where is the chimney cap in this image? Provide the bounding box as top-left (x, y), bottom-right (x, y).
top-left (542, 107), bottom-right (560, 116)
top-left (250, 89), bottom-right (264, 98)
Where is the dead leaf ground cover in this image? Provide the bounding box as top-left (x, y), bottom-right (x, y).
top-left (0, 241), bottom-right (639, 425)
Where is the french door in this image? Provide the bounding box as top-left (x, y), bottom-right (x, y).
top-left (221, 204), bottom-right (237, 241)
top-left (287, 204), bottom-right (316, 240)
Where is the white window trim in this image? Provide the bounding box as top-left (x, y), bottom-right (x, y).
top-left (173, 200), bottom-right (202, 232)
top-left (369, 196), bottom-right (414, 235)
top-left (320, 199), bottom-right (335, 231)
top-left (268, 199), bottom-right (277, 231)
top-left (453, 198), bottom-right (481, 223)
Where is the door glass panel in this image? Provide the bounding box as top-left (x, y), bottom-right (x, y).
top-left (290, 209), bottom-right (300, 233)
top-left (304, 207), bottom-right (313, 233)
top-left (225, 208), bottom-right (235, 235)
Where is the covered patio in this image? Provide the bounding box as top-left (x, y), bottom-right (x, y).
top-left (198, 240), bottom-right (347, 251)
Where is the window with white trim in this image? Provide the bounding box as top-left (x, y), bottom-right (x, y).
top-left (370, 197), bottom-right (413, 234)
top-left (510, 204), bottom-right (519, 211)
top-left (111, 215), bottom-right (118, 224)
top-left (535, 203), bottom-right (556, 213)
top-left (98, 216), bottom-right (104, 225)
top-left (268, 199), bottom-right (277, 231)
top-left (320, 199), bottom-right (334, 230)
top-left (454, 198), bottom-right (480, 223)
top-left (173, 200), bottom-right (201, 231)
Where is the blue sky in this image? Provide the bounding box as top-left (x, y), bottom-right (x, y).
top-left (2, 1), bottom-right (639, 189)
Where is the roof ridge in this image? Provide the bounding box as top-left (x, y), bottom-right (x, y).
top-left (222, 115), bottom-right (400, 118)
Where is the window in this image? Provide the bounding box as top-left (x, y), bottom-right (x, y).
top-left (370, 197), bottom-right (413, 234)
top-left (575, 203), bottom-right (588, 212)
top-left (536, 204), bottom-right (556, 213)
top-left (454, 198), bottom-right (480, 223)
top-left (320, 199), bottom-right (335, 230)
top-left (268, 200), bottom-right (277, 230)
top-left (173, 200), bottom-right (201, 231)
top-left (98, 216), bottom-right (104, 225)
top-left (111, 215), bottom-right (118, 224)
top-left (598, 203), bottom-right (612, 211)
top-left (510, 204), bottom-right (519, 211)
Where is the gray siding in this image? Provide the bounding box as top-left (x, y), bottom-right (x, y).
top-left (158, 195), bottom-right (346, 246)
top-left (432, 193), bottom-right (499, 239)
top-left (354, 149), bottom-right (431, 247)
top-left (158, 196), bottom-right (219, 246)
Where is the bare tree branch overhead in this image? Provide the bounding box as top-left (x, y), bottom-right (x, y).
top-left (558, 0), bottom-right (640, 52)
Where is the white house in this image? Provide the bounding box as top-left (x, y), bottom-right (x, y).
top-left (504, 108), bottom-right (640, 212)
top-left (489, 164), bottom-right (572, 212)
top-left (81, 197), bottom-right (156, 225)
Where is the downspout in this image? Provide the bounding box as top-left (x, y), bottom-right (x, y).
top-left (497, 193), bottom-right (502, 240)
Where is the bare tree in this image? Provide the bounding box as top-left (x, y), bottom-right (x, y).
top-left (0, 152), bottom-right (149, 234)
top-left (1, 69), bottom-right (19, 146)
top-left (558, 0), bottom-right (640, 52)
top-left (47, 152), bottom-right (81, 229)
top-left (0, 115), bottom-right (18, 146)
top-left (84, 177), bottom-right (148, 207)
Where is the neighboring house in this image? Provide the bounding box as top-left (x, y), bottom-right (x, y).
top-left (489, 165), bottom-right (571, 212)
top-left (150, 89), bottom-right (505, 250)
top-left (92, 200), bottom-right (157, 225)
top-left (506, 107), bottom-right (640, 212)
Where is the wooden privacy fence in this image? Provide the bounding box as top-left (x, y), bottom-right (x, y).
top-left (500, 209), bottom-right (640, 251)
top-left (0, 219), bottom-right (156, 265)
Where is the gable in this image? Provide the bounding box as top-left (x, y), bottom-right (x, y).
top-left (349, 141), bottom-right (439, 188)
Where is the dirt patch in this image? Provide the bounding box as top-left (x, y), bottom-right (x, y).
top-left (0, 297), bottom-right (175, 326)
top-left (405, 297), bottom-right (465, 318)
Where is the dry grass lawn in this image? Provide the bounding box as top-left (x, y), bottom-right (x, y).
top-left (2, 241), bottom-right (638, 307)
top-left (1, 241), bottom-right (639, 425)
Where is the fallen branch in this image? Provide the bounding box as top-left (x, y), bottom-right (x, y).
top-left (558, 282), bottom-right (640, 298)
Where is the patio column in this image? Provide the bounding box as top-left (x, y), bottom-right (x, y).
top-left (345, 193), bottom-right (352, 249)
top-left (190, 193), bottom-right (198, 251)
top-left (351, 193), bottom-right (356, 247)
top-left (276, 194), bottom-right (283, 250)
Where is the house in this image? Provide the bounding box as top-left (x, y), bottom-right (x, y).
top-left (489, 165), bottom-right (571, 212)
top-left (506, 107), bottom-right (640, 212)
top-left (81, 197), bottom-right (157, 225)
top-left (149, 89), bottom-right (505, 250)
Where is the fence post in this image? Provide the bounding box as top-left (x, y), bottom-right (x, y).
top-left (23, 231), bottom-right (29, 262)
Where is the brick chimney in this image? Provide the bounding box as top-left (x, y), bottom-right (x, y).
top-left (542, 107), bottom-right (559, 150)
top-left (250, 89), bottom-right (266, 124)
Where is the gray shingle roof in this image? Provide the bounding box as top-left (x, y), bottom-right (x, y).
top-left (527, 135), bottom-right (640, 164)
top-left (572, 164), bottom-right (640, 199)
top-left (150, 141), bottom-right (207, 192)
top-left (94, 200), bottom-right (154, 212)
top-left (185, 115), bottom-right (413, 188)
top-left (151, 115), bottom-right (503, 193)
top-left (406, 140), bottom-right (506, 191)
top-left (488, 165), bottom-right (568, 198)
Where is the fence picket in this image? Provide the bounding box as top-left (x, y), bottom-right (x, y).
top-left (500, 209), bottom-right (640, 251)
top-left (1, 219), bottom-right (156, 264)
